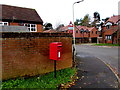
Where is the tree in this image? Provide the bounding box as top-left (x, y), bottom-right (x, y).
top-left (80, 14), bottom-right (91, 27)
top-left (91, 12), bottom-right (101, 26)
top-left (56, 24), bottom-right (64, 31)
top-left (74, 19), bottom-right (83, 26)
top-left (74, 19), bottom-right (80, 25)
top-left (102, 17), bottom-right (109, 22)
top-left (43, 23), bottom-right (53, 30)
top-left (55, 21), bottom-right (64, 31)
top-left (93, 12), bottom-right (100, 21)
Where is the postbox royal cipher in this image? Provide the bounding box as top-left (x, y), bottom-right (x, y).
top-left (49, 42), bottom-right (62, 60)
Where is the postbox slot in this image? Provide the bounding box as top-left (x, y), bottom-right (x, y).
top-left (58, 51), bottom-right (60, 58)
top-left (58, 45), bottom-right (62, 47)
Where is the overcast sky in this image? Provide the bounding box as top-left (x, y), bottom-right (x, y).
top-left (1, 0), bottom-right (120, 28)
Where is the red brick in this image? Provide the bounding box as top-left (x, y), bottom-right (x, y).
top-left (1, 33), bottom-right (72, 80)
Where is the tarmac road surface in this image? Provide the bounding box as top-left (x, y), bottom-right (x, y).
top-left (69, 44), bottom-right (119, 88)
top-left (75, 44), bottom-right (119, 77)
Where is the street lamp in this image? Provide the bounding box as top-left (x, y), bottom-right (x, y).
top-left (72, 0), bottom-right (84, 62)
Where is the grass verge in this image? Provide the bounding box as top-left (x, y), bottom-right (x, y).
top-left (1, 67), bottom-right (76, 88)
top-left (94, 43), bottom-right (120, 46)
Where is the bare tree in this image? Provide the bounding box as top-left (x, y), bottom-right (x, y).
top-left (55, 21), bottom-right (64, 31)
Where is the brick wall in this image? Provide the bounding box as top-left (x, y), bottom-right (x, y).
top-left (102, 25), bottom-right (118, 44)
top-left (90, 28), bottom-right (99, 38)
top-left (75, 30), bottom-right (89, 38)
top-left (37, 24), bottom-right (43, 32)
top-left (9, 22), bottom-right (19, 26)
top-left (1, 32), bottom-right (72, 80)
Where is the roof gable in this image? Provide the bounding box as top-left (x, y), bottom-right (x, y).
top-left (105, 22), bottom-right (113, 26)
top-left (0, 4), bottom-right (43, 24)
top-left (76, 25), bottom-right (95, 31)
top-left (106, 15), bottom-right (120, 24)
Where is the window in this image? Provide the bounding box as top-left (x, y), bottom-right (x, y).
top-left (86, 29), bottom-right (89, 32)
top-left (0, 22), bottom-right (8, 26)
top-left (76, 30), bottom-right (78, 33)
top-left (96, 31), bottom-right (97, 34)
top-left (92, 31), bottom-right (93, 34)
top-left (106, 25), bottom-right (111, 29)
top-left (80, 28), bottom-right (84, 34)
top-left (106, 35), bottom-right (112, 40)
top-left (68, 27), bottom-right (73, 30)
top-left (24, 24), bottom-right (37, 32)
top-left (105, 22), bottom-right (112, 29)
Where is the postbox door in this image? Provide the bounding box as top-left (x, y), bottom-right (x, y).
top-left (57, 45), bottom-right (62, 60)
top-left (50, 42), bottom-right (62, 60)
top-left (50, 43), bottom-right (57, 60)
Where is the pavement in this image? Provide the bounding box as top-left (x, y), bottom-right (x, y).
top-left (69, 52), bottom-right (119, 89)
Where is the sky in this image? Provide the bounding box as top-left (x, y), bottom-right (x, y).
top-left (1, 0), bottom-right (120, 28)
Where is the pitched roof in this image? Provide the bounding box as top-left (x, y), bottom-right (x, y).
top-left (106, 15), bottom-right (120, 24)
top-left (76, 26), bottom-right (94, 31)
top-left (104, 25), bottom-right (118, 35)
top-left (43, 29), bottom-right (57, 33)
top-left (0, 4), bottom-right (43, 24)
top-left (60, 25), bottom-right (95, 32)
top-left (60, 26), bottom-right (69, 31)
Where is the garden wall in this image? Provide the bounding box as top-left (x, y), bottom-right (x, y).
top-left (1, 32), bottom-right (73, 80)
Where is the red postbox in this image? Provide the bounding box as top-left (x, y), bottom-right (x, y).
top-left (50, 42), bottom-right (62, 60)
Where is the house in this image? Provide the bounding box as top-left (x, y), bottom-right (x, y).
top-left (90, 27), bottom-right (101, 43)
top-left (43, 29), bottom-right (57, 33)
top-left (75, 26), bottom-right (92, 43)
top-left (59, 17), bottom-right (120, 44)
top-left (59, 26), bottom-right (72, 33)
top-left (59, 22), bottom-right (100, 43)
top-left (59, 21), bottom-right (73, 33)
top-left (102, 15), bottom-right (120, 44)
top-left (0, 4), bottom-right (43, 32)
top-left (112, 29), bottom-right (119, 44)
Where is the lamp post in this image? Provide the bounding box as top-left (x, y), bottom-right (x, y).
top-left (72, 0), bottom-right (84, 63)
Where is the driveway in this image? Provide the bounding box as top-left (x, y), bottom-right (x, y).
top-left (75, 44), bottom-right (119, 77)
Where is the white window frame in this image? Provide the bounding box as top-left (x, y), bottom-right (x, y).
top-left (0, 22), bottom-right (8, 26)
top-left (106, 35), bottom-right (112, 40)
top-left (109, 36), bottom-right (112, 40)
top-left (105, 36), bottom-right (107, 39)
top-left (105, 22), bottom-right (112, 29)
top-left (105, 22), bottom-right (112, 26)
top-left (24, 23), bottom-right (37, 32)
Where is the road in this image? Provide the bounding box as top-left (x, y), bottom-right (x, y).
top-left (75, 44), bottom-right (119, 77)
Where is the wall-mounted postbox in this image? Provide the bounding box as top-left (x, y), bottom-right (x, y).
top-left (50, 42), bottom-right (62, 60)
